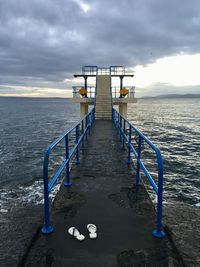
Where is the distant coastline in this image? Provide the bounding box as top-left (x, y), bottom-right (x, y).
top-left (0, 96), bottom-right (65, 99)
top-left (139, 93), bottom-right (200, 99)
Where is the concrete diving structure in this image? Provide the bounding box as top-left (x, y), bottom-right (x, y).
top-left (72, 66), bottom-right (136, 119)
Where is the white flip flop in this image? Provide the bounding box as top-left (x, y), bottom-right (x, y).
top-left (68, 227), bottom-right (85, 241)
top-left (87, 224), bottom-right (97, 239)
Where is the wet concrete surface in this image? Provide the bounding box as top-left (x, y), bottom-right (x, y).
top-left (0, 205), bottom-right (43, 267)
top-left (163, 202), bottom-right (200, 267)
top-left (22, 120), bottom-right (183, 266)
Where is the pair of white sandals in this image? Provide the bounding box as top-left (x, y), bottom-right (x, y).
top-left (68, 224), bottom-right (97, 241)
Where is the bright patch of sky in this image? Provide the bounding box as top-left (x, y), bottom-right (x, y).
top-left (75, 0), bottom-right (90, 13)
top-left (134, 54), bottom-right (200, 88)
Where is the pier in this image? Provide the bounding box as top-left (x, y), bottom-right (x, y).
top-left (25, 120), bottom-right (181, 266)
top-left (23, 66), bottom-right (185, 266)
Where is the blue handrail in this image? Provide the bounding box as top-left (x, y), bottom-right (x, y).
top-left (41, 108), bottom-right (95, 234)
top-left (112, 108), bottom-right (165, 238)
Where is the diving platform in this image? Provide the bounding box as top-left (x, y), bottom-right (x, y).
top-left (72, 66), bottom-right (137, 119)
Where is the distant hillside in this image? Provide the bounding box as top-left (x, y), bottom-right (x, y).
top-left (140, 93), bottom-right (200, 99)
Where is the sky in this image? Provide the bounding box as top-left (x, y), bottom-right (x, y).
top-left (0, 0), bottom-right (200, 97)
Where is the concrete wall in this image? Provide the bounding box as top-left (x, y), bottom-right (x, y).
top-left (80, 103), bottom-right (88, 118)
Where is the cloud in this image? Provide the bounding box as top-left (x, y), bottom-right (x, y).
top-left (0, 0), bottom-right (200, 95)
top-left (134, 54), bottom-right (200, 87)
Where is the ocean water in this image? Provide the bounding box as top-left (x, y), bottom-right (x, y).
top-left (0, 97), bottom-right (80, 213)
top-left (0, 97), bottom-right (199, 213)
top-left (0, 96), bottom-right (199, 266)
top-left (128, 98), bottom-right (200, 207)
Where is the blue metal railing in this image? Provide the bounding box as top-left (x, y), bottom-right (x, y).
top-left (112, 108), bottom-right (165, 238)
top-left (41, 108), bottom-right (95, 234)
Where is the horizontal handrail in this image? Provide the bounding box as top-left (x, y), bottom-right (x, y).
top-left (41, 108), bottom-right (95, 234)
top-left (72, 86), bottom-right (96, 98)
top-left (112, 108), bottom-right (165, 238)
top-left (111, 86), bottom-right (135, 99)
top-left (82, 65), bottom-right (98, 75)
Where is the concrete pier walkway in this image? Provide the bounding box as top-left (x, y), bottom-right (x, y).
top-left (25, 121), bottom-right (182, 267)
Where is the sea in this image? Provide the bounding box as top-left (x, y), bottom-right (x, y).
top-left (127, 98), bottom-right (200, 207)
top-left (0, 96), bottom-right (200, 210)
top-left (0, 96), bottom-right (199, 265)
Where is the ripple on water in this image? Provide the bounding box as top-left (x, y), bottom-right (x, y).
top-left (128, 98), bottom-right (200, 207)
top-left (0, 98), bottom-right (199, 209)
top-left (0, 98), bottom-right (79, 212)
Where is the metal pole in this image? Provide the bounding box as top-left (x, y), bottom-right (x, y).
top-left (84, 76), bottom-right (88, 98)
top-left (41, 155), bottom-right (54, 234)
top-left (120, 76), bottom-right (123, 98)
top-left (136, 135), bottom-right (142, 185)
top-left (85, 116), bottom-right (88, 141)
top-left (120, 116), bottom-right (122, 142)
top-left (127, 125), bottom-right (131, 166)
top-left (118, 113), bottom-right (120, 137)
top-left (64, 135), bottom-right (71, 187)
top-left (153, 162), bottom-right (165, 238)
top-left (88, 114), bottom-right (91, 135)
top-left (81, 120), bottom-right (84, 152)
top-left (123, 120), bottom-right (126, 149)
top-left (92, 109), bottom-right (94, 124)
top-left (76, 125), bottom-right (80, 164)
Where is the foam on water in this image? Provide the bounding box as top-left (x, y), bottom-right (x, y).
top-left (0, 179), bottom-right (62, 213)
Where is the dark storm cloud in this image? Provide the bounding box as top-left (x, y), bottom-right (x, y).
top-left (0, 0), bottom-right (200, 90)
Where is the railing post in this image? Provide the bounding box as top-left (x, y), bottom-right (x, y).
top-left (118, 113), bottom-right (120, 137)
top-left (41, 155), bottom-right (54, 234)
top-left (120, 116), bottom-right (122, 142)
top-left (91, 110), bottom-right (93, 125)
top-left (81, 120), bottom-right (84, 152)
top-left (127, 125), bottom-right (131, 166)
top-left (123, 119), bottom-right (126, 149)
top-left (85, 116), bottom-right (88, 141)
top-left (90, 112), bottom-right (92, 128)
top-left (91, 111), bottom-right (93, 125)
top-left (153, 160), bottom-right (165, 238)
top-left (64, 134), bottom-right (71, 187)
top-left (76, 125), bottom-right (80, 164)
top-left (136, 135), bottom-right (142, 185)
top-left (88, 114), bottom-right (91, 135)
